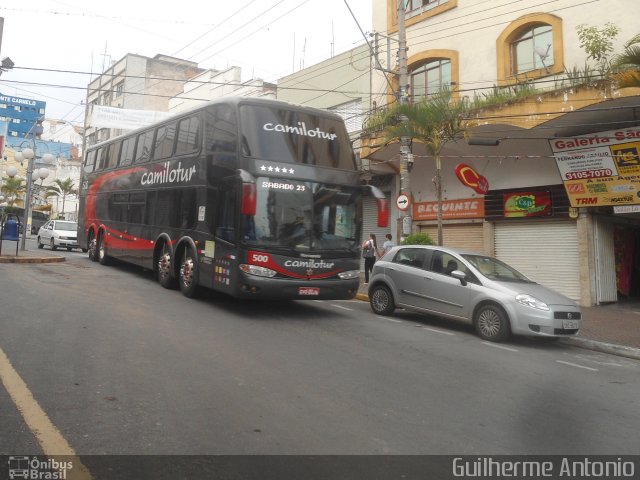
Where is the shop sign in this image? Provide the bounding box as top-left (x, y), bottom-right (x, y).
top-left (503, 191), bottom-right (552, 218)
top-left (413, 198), bottom-right (484, 220)
top-left (454, 163), bottom-right (489, 194)
top-left (550, 126), bottom-right (640, 207)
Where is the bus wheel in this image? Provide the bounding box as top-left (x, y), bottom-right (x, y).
top-left (179, 248), bottom-right (200, 298)
top-left (88, 233), bottom-right (98, 262)
top-left (157, 245), bottom-right (176, 289)
top-left (97, 232), bottom-right (111, 266)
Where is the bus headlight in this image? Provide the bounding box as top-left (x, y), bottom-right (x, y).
top-left (240, 264), bottom-right (277, 278)
top-left (338, 270), bottom-right (359, 280)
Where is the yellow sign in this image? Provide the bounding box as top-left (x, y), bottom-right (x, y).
top-left (550, 128), bottom-right (640, 207)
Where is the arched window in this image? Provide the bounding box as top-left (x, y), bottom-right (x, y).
top-left (497, 13), bottom-right (563, 83)
top-left (511, 24), bottom-right (554, 74)
top-left (410, 59), bottom-right (452, 102)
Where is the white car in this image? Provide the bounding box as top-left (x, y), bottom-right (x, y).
top-left (37, 220), bottom-right (80, 251)
top-left (368, 245), bottom-right (582, 342)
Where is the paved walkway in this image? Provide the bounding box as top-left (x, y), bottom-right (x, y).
top-left (2, 248), bottom-right (639, 360)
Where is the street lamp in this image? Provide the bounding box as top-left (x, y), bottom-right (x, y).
top-left (17, 146), bottom-right (53, 251)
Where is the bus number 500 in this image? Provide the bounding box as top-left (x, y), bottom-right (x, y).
top-left (251, 253), bottom-right (270, 264)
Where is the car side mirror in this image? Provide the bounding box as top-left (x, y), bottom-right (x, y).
top-left (451, 270), bottom-right (467, 286)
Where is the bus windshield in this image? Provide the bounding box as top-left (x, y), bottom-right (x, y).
top-left (243, 178), bottom-right (359, 253)
top-left (239, 105), bottom-right (356, 170)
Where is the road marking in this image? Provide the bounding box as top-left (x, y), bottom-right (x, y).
top-left (482, 342), bottom-right (518, 352)
top-left (556, 360), bottom-right (599, 372)
top-left (379, 317), bottom-right (403, 324)
top-left (329, 303), bottom-right (353, 311)
top-left (424, 327), bottom-right (455, 336)
top-left (0, 346), bottom-right (93, 479)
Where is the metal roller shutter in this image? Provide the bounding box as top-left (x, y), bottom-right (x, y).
top-left (494, 221), bottom-right (580, 301)
top-left (419, 224), bottom-right (484, 252)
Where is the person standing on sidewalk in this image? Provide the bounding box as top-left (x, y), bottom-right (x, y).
top-left (362, 233), bottom-right (379, 284)
top-left (382, 233), bottom-right (396, 256)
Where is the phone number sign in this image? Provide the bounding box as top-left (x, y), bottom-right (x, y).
top-left (550, 126), bottom-right (640, 207)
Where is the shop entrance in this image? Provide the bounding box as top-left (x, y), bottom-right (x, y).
top-left (614, 224), bottom-right (640, 300)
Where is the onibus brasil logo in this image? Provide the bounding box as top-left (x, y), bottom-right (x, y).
top-left (7, 456), bottom-right (73, 479)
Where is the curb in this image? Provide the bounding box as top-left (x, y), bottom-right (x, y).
top-left (0, 255), bottom-right (66, 264)
top-left (354, 291), bottom-right (640, 360)
top-left (560, 337), bottom-right (640, 361)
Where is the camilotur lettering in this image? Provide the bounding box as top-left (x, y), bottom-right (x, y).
top-left (263, 122), bottom-right (338, 140)
top-left (284, 259), bottom-right (335, 269)
top-left (140, 162), bottom-right (196, 186)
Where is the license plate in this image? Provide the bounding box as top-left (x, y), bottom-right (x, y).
top-left (299, 287), bottom-right (320, 296)
top-left (563, 319), bottom-right (579, 329)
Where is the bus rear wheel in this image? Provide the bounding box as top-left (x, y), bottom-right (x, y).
top-left (179, 247), bottom-right (200, 298)
top-left (88, 232), bottom-right (98, 262)
top-left (97, 232), bottom-right (111, 265)
top-left (157, 245), bottom-right (176, 289)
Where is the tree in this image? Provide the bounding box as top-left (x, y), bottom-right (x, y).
top-left (1, 177), bottom-right (25, 206)
top-left (576, 22), bottom-right (620, 75)
top-left (366, 89), bottom-right (473, 246)
top-left (401, 232), bottom-right (435, 246)
top-left (612, 33), bottom-right (640, 88)
top-left (45, 178), bottom-right (78, 216)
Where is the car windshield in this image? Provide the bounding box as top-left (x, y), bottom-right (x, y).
top-left (55, 221), bottom-right (77, 231)
top-left (462, 254), bottom-right (534, 283)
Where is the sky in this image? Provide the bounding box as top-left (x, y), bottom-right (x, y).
top-left (0, 0), bottom-right (372, 125)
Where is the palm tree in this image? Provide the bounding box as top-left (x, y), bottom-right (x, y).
top-left (1, 177), bottom-right (26, 207)
top-left (612, 33), bottom-right (640, 88)
top-left (366, 89), bottom-right (473, 246)
top-left (45, 178), bottom-right (78, 217)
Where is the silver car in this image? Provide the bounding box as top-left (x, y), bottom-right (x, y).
top-left (37, 220), bottom-right (80, 251)
top-left (368, 245), bottom-right (581, 342)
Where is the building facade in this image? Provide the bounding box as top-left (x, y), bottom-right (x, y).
top-left (0, 93), bottom-right (46, 138)
top-left (362, 0), bottom-right (640, 306)
top-left (85, 54), bottom-right (205, 147)
top-left (169, 66), bottom-right (276, 114)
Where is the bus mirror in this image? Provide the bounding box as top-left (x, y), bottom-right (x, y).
top-left (241, 183), bottom-right (257, 216)
top-left (377, 198), bottom-right (389, 228)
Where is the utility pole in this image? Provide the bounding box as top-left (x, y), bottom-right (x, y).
top-left (397, 0), bottom-right (412, 242)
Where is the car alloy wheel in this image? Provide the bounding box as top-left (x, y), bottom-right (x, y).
top-left (370, 285), bottom-right (395, 316)
top-left (475, 304), bottom-right (510, 342)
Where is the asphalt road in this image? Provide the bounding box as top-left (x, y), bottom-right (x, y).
top-left (1, 250), bottom-right (639, 458)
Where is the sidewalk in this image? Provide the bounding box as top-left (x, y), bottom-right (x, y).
top-left (0, 245), bottom-right (65, 264)
top-left (356, 277), bottom-right (640, 361)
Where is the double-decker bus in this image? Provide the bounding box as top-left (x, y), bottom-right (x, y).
top-left (78, 97), bottom-right (388, 300)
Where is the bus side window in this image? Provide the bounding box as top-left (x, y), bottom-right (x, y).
top-left (214, 187), bottom-right (236, 242)
top-left (205, 106), bottom-right (237, 165)
top-left (179, 189), bottom-right (197, 229)
top-left (128, 192), bottom-right (146, 224)
top-left (108, 193), bottom-right (128, 222)
top-left (120, 137), bottom-right (136, 167)
top-left (153, 123), bottom-right (177, 160)
top-left (94, 147), bottom-right (105, 171)
top-left (176, 116), bottom-right (200, 155)
top-left (107, 141), bottom-right (121, 169)
top-left (84, 150), bottom-right (96, 173)
top-left (134, 130), bottom-right (154, 164)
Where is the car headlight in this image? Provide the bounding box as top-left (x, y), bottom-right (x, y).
top-left (338, 270), bottom-right (359, 280)
top-left (239, 264), bottom-right (277, 278)
top-left (516, 293), bottom-right (550, 311)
